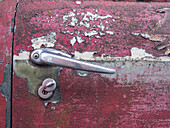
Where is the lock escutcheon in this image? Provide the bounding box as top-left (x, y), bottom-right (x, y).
top-left (38, 78), bottom-right (56, 99)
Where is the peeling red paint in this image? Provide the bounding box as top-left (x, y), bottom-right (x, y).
top-left (13, 1), bottom-right (170, 128)
top-left (0, 0), bottom-right (15, 84)
top-left (0, 0), bottom-right (17, 127)
top-left (14, 1), bottom-right (170, 56)
top-left (0, 95), bottom-right (6, 128)
top-left (0, 0), bottom-right (169, 128)
top-left (13, 67), bottom-right (170, 127)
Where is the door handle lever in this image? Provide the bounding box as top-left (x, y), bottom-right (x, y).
top-left (30, 48), bottom-right (115, 74)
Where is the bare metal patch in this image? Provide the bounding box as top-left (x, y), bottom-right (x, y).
top-left (106, 31), bottom-right (114, 35)
top-left (73, 51), bottom-right (97, 60)
top-left (99, 61), bottom-right (170, 84)
top-left (70, 37), bottom-right (76, 46)
top-left (73, 50), bottom-right (170, 82)
top-left (14, 51), bottom-right (30, 60)
top-left (75, 1), bottom-right (81, 5)
top-left (73, 47), bottom-right (170, 61)
top-left (14, 51), bottom-right (62, 106)
top-left (31, 32), bottom-right (56, 49)
top-left (62, 10), bottom-right (116, 46)
top-left (76, 70), bottom-right (89, 76)
top-left (0, 64), bottom-right (11, 128)
top-left (14, 60), bottom-right (62, 106)
top-left (130, 47), bottom-right (153, 59)
top-left (77, 35), bottom-right (84, 44)
top-left (84, 30), bottom-right (98, 37)
top-left (62, 30), bottom-right (74, 35)
top-left (131, 32), bottom-right (140, 36)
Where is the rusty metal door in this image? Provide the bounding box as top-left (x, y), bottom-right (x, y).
top-left (1, 0), bottom-right (170, 128)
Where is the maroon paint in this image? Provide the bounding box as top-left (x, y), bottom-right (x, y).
top-left (0, 0), bottom-right (17, 127)
top-left (14, 1), bottom-right (170, 56)
top-left (13, 1), bottom-right (170, 128)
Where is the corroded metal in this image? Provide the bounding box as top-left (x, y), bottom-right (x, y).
top-left (0, 0), bottom-right (18, 127)
top-left (0, 64), bottom-right (11, 128)
top-left (13, 1), bottom-right (170, 128)
top-left (14, 60), bottom-right (62, 105)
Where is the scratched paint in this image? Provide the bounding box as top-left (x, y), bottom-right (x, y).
top-left (13, 52), bottom-right (170, 126)
top-left (58, 65), bottom-right (170, 128)
top-left (0, 60), bottom-right (3, 64)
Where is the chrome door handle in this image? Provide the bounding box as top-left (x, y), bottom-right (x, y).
top-left (30, 48), bottom-right (115, 74)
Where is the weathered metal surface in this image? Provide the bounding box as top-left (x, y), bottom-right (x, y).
top-left (14, 1), bottom-right (170, 56)
top-left (13, 1), bottom-right (170, 128)
top-left (14, 60), bottom-right (62, 105)
top-left (0, 64), bottom-right (11, 128)
top-left (0, 0), bottom-right (17, 127)
top-left (140, 8), bottom-right (170, 51)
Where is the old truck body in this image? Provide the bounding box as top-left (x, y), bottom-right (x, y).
top-left (0, 0), bottom-right (170, 127)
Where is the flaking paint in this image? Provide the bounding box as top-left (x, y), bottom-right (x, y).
top-left (31, 32), bottom-right (56, 49)
top-left (12, 1), bottom-right (170, 127)
top-left (73, 47), bottom-right (170, 61)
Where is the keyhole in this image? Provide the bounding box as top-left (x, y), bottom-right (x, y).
top-left (42, 90), bottom-right (48, 95)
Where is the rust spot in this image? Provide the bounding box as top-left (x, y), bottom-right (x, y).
top-left (48, 10), bottom-right (51, 15)
top-left (120, 15), bottom-right (124, 19)
top-left (116, 4), bottom-right (121, 7)
top-left (152, 20), bottom-right (158, 24)
top-left (142, 11), bottom-right (146, 14)
top-left (129, 21), bottom-right (134, 26)
top-left (165, 49), bottom-right (170, 56)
